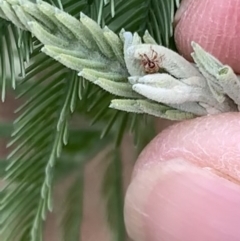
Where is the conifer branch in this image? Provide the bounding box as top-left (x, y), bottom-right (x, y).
top-left (0, 0), bottom-right (193, 121)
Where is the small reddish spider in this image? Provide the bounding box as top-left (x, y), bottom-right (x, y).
top-left (139, 46), bottom-right (164, 74)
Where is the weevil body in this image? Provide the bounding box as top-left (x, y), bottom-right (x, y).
top-left (139, 46), bottom-right (163, 73)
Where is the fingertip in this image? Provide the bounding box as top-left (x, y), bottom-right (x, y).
top-left (133, 112), bottom-right (240, 182)
top-left (125, 112), bottom-right (240, 241)
top-left (174, 0), bottom-right (240, 73)
top-left (125, 158), bottom-right (240, 241)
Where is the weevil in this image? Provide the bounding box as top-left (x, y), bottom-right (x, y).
top-left (139, 46), bottom-right (164, 73)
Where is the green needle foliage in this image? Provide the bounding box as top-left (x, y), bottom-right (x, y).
top-left (0, 0), bottom-right (181, 241)
top-left (0, 19), bottom-right (33, 101)
top-left (60, 169), bottom-right (84, 241)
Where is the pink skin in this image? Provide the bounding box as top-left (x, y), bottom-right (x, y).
top-left (124, 1), bottom-right (240, 241)
top-left (175, 0), bottom-right (240, 73)
top-left (125, 114), bottom-right (240, 241)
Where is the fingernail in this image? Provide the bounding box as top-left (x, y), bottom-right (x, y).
top-left (124, 158), bottom-right (240, 241)
top-left (174, 0), bottom-right (193, 26)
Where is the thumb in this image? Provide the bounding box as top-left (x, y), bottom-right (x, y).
top-left (124, 113), bottom-right (240, 241)
top-left (174, 0), bottom-right (240, 74)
